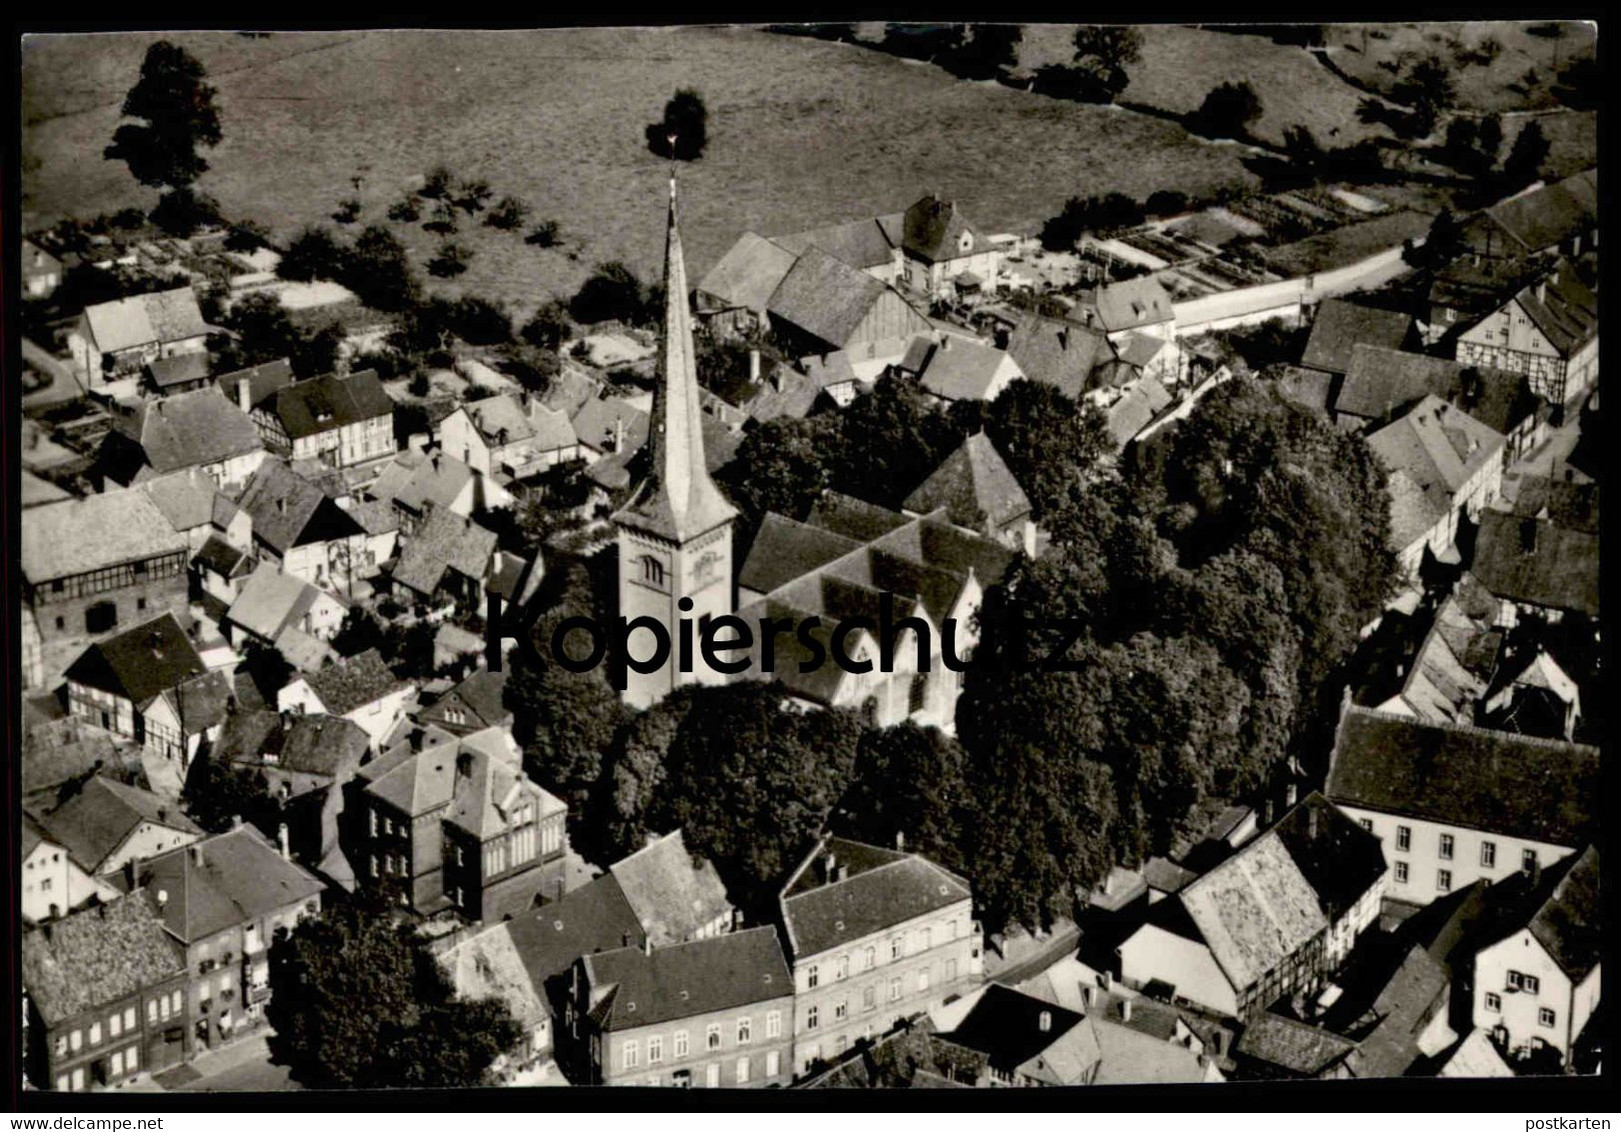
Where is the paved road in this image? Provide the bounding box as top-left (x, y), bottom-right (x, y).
top-left (21, 337), bottom-right (84, 409)
top-left (157, 1031), bottom-right (304, 1093)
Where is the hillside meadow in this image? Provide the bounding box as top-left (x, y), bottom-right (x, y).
top-left (22, 26), bottom-right (1262, 320)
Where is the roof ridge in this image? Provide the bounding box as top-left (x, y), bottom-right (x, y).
top-left (1342, 702), bottom-right (1600, 754)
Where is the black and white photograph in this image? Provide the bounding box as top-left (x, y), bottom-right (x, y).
top-left (13, 20), bottom-right (1600, 1105)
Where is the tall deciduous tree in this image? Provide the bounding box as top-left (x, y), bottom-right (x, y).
top-left (646, 89), bottom-right (709, 161)
top-left (266, 898), bottom-right (520, 1089)
top-left (105, 41), bottom-right (222, 193)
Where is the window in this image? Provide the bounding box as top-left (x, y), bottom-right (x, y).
top-left (1539, 1007), bottom-right (1557, 1028)
top-left (737, 1017), bottom-right (751, 1045)
top-left (56, 1075), bottom-right (68, 1093)
top-left (765, 1011), bottom-right (781, 1039)
top-left (919, 967), bottom-right (931, 993)
top-left (171, 991), bottom-right (182, 1014)
top-left (1481, 841), bottom-right (1497, 868)
top-left (806, 1005), bottom-right (819, 1031)
top-left (863, 986), bottom-right (876, 1012)
top-left (109, 1012), bottom-right (122, 1038)
top-left (1359, 818), bottom-right (1373, 833)
top-left (622, 1040), bottom-right (639, 1070)
top-left (54, 1035), bottom-right (67, 1057)
top-left (890, 937), bottom-right (903, 961)
top-left (673, 1031), bottom-right (689, 1058)
top-left (806, 964), bottom-right (820, 989)
top-left (908, 674), bottom-right (927, 714)
top-left (888, 976), bottom-right (902, 1002)
top-left (735, 1056), bottom-right (750, 1085)
top-left (1396, 825), bottom-right (1411, 852)
top-left (921, 927), bottom-right (932, 951)
top-left (1437, 869), bottom-right (1452, 893)
top-left (706, 1063), bottom-right (720, 1089)
top-left (648, 1035), bottom-right (663, 1064)
top-left (1523, 974), bottom-right (1541, 994)
top-left (71, 1067), bottom-right (84, 1091)
top-left (706, 1023), bottom-right (722, 1050)
top-left (766, 1050), bottom-right (780, 1078)
top-left (124, 1007), bottom-right (135, 1031)
top-left (70, 1030), bottom-right (82, 1053)
top-left (950, 919), bottom-right (960, 941)
top-left (1439, 833), bottom-right (1455, 861)
top-left (1395, 861), bottom-right (1410, 884)
top-left (946, 958), bottom-right (958, 982)
top-left (125, 1045), bottom-right (137, 1072)
top-left (148, 1001), bottom-right (158, 1025)
top-left (864, 946), bottom-right (876, 971)
top-left (643, 557), bottom-right (666, 586)
top-left (1485, 992), bottom-right (1502, 1013)
top-left (40, 878), bottom-right (52, 892)
top-left (1522, 849), bottom-right (1539, 874)
top-left (835, 955), bottom-right (849, 981)
top-left (110, 1051), bottom-right (124, 1077)
top-left (834, 999), bottom-right (848, 1022)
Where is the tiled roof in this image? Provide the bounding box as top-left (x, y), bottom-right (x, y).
top-left (23, 489), bottom-right (188, 583)
top-left (217, 358), bottom-right (295, 412)
top-left (1269, 794), bottom-right (1388, 923)
top-left (174, 669), bottom-right (235, 735)
top-left (129, 825), bottom-right (325, 942)
top-left (768, 247), bottom-right (911, 351)
top-left (696, 232), bottom-right (799, 310)
top-left (1273, 365), bottom-right (1335, 417)
top-left (1523, 846), bottom-right (1599, 980)
top-left (940, 984), bottom-right (1092, 1082)
top-left (739, 513), bottom-right (864, 596)
top-left (504, 873), bottom-right (646, 990)
top-left (582, 926), bottom-right (791, 1031)
top-left (1088, 1011), bottom-right (1212, 1084)
top-left (391, 507), bottom-right (498, 597)
top-left (1509, 475), bottom-right (1599, 534)
top-left (139, 468), bottom-right (229, 533)
top-left (300, 648), bottom-right (404, 716)
top-left (780, 836), bottom-right (971, 960)
top-left (772, 215), bottom-right (900, 272)
top-left (110, 387), bottom-right (264, 475)
top-left (146, 352), bottom-right (212, 390)
top-left (1485, 169), bottom-right (1598, 254)
top-left (238, 458), bottom-right (364, 554)
top-left (903, 431), bottom-right (1030, 533)
top-left (804, 491), bottom-right (914, 543)
top-left (1300, 299), bottom-right (1412, 374)
top-left (1143, 856), bottom-right (1198, 896)
top-left (440, 922), bottom-right (547, 1030)
top-left (420, 669), bottom-right (510, 732)
top-left (22, 894), bottom-right (185, 1025)
top-left (1510, 262), bottom-right (1597, 358)
top-left (1439, 1027), bottom-right (1514, 1078)
top-left (1325, 705), bottom-right (1599, 846)
top-left (1366, 395), bottom-right (1504, 503)
top-left (911, 336), bottom-right (1018, 403)
top-left (265, 370), bottom-right (393, 439)
top-left (22, 718), bottom-right (119, 797)
top-left (381, 450), bottom-right (476, 516)
top-left (21, 469), bottom-right (72, 508)
top-left (1342, 944), bottom-right (1450, 1078)
top-left (1470, 509), bottom-right (1599, 617)
top-left (1093, 276), bottom-right (1175, 334)
top-left (32, 776), bottom-right (199, 873)
top-left (1237, 1011), bottom-right (1356, 1076)
top-left (63, 613), bottom-right (207, 708)
top-left (1105, 376), bottom-right (1174, 450)
top-left (1005, 314), bottom-right (1115, 399)
top-left (226, 563), bottom-right (331, 642)
top-left (570, 396), bottom-right (650, 456)
top-left (195, 534), bottom-right (251, 579)
top-left (1338, 345), bottom-right (1535, 435)
top-left (901, 195), bottom-right (979, 264)
top-left (84, 287), bottom-right (207, 352)
top-left (608, 830), bottom-right (731, 947)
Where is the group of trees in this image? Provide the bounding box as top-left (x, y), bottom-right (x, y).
top-left (1032, 26), bottom-right (1144, 104)
top-left (1038, 191), bottom-right (1148, 251)
top-left (1187, 81), bottom-right (1263, 141)
top-left (103, 41), bottom-right (223, 235)
top-left (208, 292), bottom-right (344, 378)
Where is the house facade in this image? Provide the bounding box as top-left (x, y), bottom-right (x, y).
top-left (277, 648), bottom-right (416, 748)
top-left (778, 836), bottom-right (981, 1077)
top-left (251, 370), bottom-right (396, 469)
top-left (68, 288), bottom-right (210, 389)
top-left (440, 394), bottom-right (581, 482)
top-left (1455, 264), bottom-right (1598, 408)
top-left (568, 927), bottom-right (796, 1088)
top-left (21, 818), bottom-right (116, 924)
top-left (62, 613), bottom-right (212, 766)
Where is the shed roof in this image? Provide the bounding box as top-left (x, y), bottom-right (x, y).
top-left (1301, 299), bottom-right (1412, 374)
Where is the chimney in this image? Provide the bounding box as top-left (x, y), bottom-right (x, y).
top-left (276, 498), bottom-right (286, 516)
top-left (124, 858), bottom-right (139, 890)
top-left (1285, 781), bottom-right (1298, 807)
top-left (643, 935), bottom-right (653, 957)
top-left (1038, 1010), bottom-right (1052, 1033)
top-left (895, 831), bottom-right (906, 853)
top-left (277, 822), bottom-right (291, 861)
top-left (940, 336), bottom-right (951, 352)
top-left (822, 851), bottom-right (838, 882)
top-left (1520, 518), bottom-right (1539, 555)
top-left (1056, 328), bottom-right (1068, 351)
top-left (1120, 998), bottom-right (1132, 1023)
top-left (408, 728), bottom-right (424, 753)
top-left (1527, 857), bottom-right (1543, 887)
top-left (1082, 985), bottom-right (1096, 1009)
top-left (1100, 969), bottom-right (1113, 992)
top-left (613, 416), bottom-right (625, 453)
top-left (189, 845), bottom-right (203, 868)
top-left (456, 750), bottom-right (474, 779)
top-left (749, 348), bottom-right (761, 383)
top-left (1537, 280), bottom-right (1547, 303)
top-left (231, 814), bottom-right (243, 830)
top-left (1307, 804), bottom-right (1319, 840)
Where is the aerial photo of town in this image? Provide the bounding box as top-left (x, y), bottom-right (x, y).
top-left (16, 21), bottom-right (1599, 1100)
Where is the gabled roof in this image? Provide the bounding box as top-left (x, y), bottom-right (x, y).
top-left (83, 287), bottom-right (207, 352)
top-left (780, 836), bottom-right (971, 960)
top-left (1338, 345), bottom-right (1536, 435)
top-left (1105, 376), bottom-right (1174, 450)
top-left (32, 776), bottom-right (200, 873)
top-left (139, 468), bottom-right (233, 533)
top-left (1484, 169), bottom-right (1598, 254)
top-left (1325, 705), bottom-right (1599, 846)
top-left (1366, 395), bottom-right (1504, 510)
top-left (373, 450), bottom-right (476, 516)
top-left (504, 873), bottom-right (647, 990)
top-left (262, 369), bottom-right (393, 438)
top-left (570, 396), bottom-right (650, 455)
top-left (63, 613), bottom-right (207, 708)
top-left (940, 984), bottom-right (1091, 1081)
top-left (171, 669), bottom-right (235, 735)
top-left (582, 926), bottom-right (791, 1031)
top-left (420, 669), bottom-right (510, 732)
top-left (1522, 846), bottom-right (1599, 981)
top-left (1509, 262), bottom-right (1597, 358)
top-left (901, 195), bottom-right (979, 264)
top-left (216, 709), bottom-right (369, 779)
top-left (146, 352), bottom-right (213, 390)
top-left (772, 215), bottom-right (900, 272)
top-left (227, 562), bottom-right (335, 642)
top-left (1439, 1026), bottom-right (1514, 1078)
top-left (129, 825), bottom-right (325, 943)
top-left (440, 922), bottom-right (548, 1030)
top-left (696, 232), bottom-right (800, 310)
top-left (1005, 314), bottom-right (1115, 399)
top-left (22, 894), bottom-right (185, 1025)
top-left (1470, 509), bottom-right (1599, 617)
top-left (1509, 475), bottom-right (1599, 534)
top-left (1342, 944), bottom-right (1451, 1078)
top-left (298, 648), bottom-right (405, 716)
top-left (391, 507), bottom-right (499, 597)
top-left (23, 489), bottom-right (188, 583)
top-left (903, 431), bottom-right (1030, 533)
top-left (607, 830), bottom-right (731, 948)
top-left (109, 387), bottom-right (264, 475)
top-left (237, 458), bottom-right (364, 555)
top-left (1301, 299), bottom-right (1412, 374)
top-left (1143, 856), bottom-right (1199, 896)
top-left (1093, 276), bottom-right (1175, 334)
top-left (1237, 1011), bottom-right (1356, 1076)
top-left (1179, 795), bottom-right (1383, 994)
top-left (910, 336), bottom-right (1018, 403)
top-left (768, 246), bottom-right (906, 350)
top-left (739, 513), bottom-right (865, 595)
top-left (22, 718), bottom-right (119, 797)
top-left (216, 358), bottom-right (295, 412)
top-left (195, 533), bottom-right (251, 580)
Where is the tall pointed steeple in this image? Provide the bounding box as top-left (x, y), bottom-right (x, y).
top-left (612, 173), bottom-right (737, 542)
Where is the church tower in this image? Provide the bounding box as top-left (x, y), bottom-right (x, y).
top-left (611, 174), bottom-right (739, 708)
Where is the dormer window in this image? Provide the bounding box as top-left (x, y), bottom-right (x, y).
top-left (959, 232), bottom-right (973, 253)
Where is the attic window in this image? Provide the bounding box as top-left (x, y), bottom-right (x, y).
top-left (679, 989), bottom-right (690, 1000)
top-left (627, 1002), bottom-right (637, 1013)
top-left (938, 885), bottom-right (949, 896)
top-left (554, 920), bottom-right (564, 931)
top-left (762, 973), bottom-right (772, 984)
top-left (834, 920), bottom-right (844, 932)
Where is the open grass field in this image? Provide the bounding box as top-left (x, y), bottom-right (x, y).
top-left (22, 26), bottom-right (1263, 322)
top-left (1319, 21), bottom-right (1596, 115)
top-left (1017, 24), bottom-right (1394, 149)
top-left (1257, 208), bottom-right (1432, 277)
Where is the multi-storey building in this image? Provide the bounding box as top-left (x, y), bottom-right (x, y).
top-left (27, 777), bottom-right (202, 891)
top-left (1455, 261), bottom-right (1598, 408)
top-left (123, 824), bottom-right (324, 1057)
top-left (1118, 794), bottom-right (1387, 1021)
top-left (249, 368), bottom-right (396, 469)
top-left (23, 490), bottom-right (190, 685)
top-left (568, 927), bottom-right (795, 1088)
top-left (21, 815), bottom-right (116, 925)
top-left (67, 287), bottom-right (210, 388)
top-left (22, 894), bottom-right (189, 1091)
top-left (439, 393), bottom-right (581, 483)
top-left (236, 458), bottom-right (371, 592)
top-left (1326, 704), bottom-right (1598, 907)
top-left (100, 387), bottom-right (268, 494)
top-left (352, 727), bottom-right (568, 920)
top-left (1472, 846), bottom-right (1599, 1069)
top-left (777, 835), bottom-right (981, 1077)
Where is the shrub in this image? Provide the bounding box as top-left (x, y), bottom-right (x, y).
top-left (333, 197), bottom-right (362, 224)
top-left (455, 178), bottom-right (493, 214)
top-left (149, 188), bottom-right (222, 236)
top-left (1189, 81), bottom-right (1262, 140)
top-left (224, 219), bottom-right (272, 252)
top-left (427, 241), bottom-right (471, 278)
top-left (485, 195), bottom-right (529, 231)
top-left (109, 207), bottom-right (147, 231)
top-left (421, 164), bottom-right (454, 200)
top-left (1145, 190), bottom-right (1189, 218)
top-left (522, 300), bottom-right (573, 350)
top-left (446, 295), bottom-right (511, 345)
top-left (387, 196), bottom-right (421, 223)
top-left (525, 220), bottom-right (562, 248)
top-left (279, 226), bottom-right (345, 282)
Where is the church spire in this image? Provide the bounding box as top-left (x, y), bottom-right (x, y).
top-left (612, 172), bottom-right (737, 543)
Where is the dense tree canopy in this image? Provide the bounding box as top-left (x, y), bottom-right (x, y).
top-left (266, 897), bottom-right (520, 1089)
top-left (647, 89), bottom-right (709, 161)
top-left (105, 41), bottom-right (222, 193)
top-left (1190, 81), bottom-right (1263, 140)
